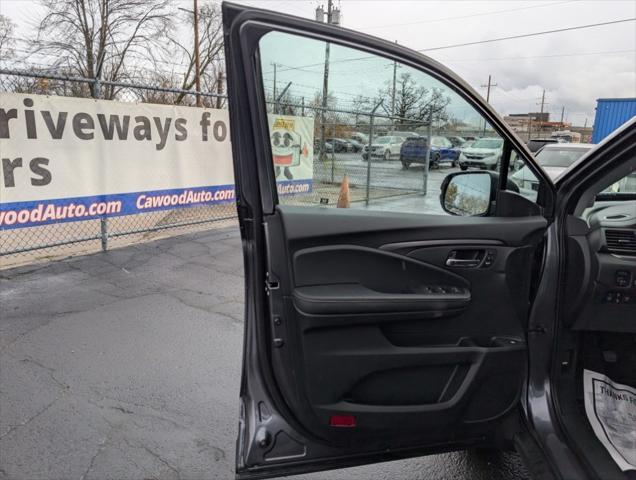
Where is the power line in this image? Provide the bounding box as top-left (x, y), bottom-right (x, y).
top-left (419, 18), bottom-right (636, 52)
top-left (436, 49), bottom-right (636, 63)
top-left (264, 18), bottom-right (636, 75)
top-left (358, 1), bottom-right (574, 30)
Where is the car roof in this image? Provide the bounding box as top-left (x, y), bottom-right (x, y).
top-left (541, 143), bottom-right (594, 149)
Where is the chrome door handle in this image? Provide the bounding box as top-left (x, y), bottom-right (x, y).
top-left (446, 258), bottom-right (481, 268)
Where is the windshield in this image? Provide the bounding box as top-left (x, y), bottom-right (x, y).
top-left (535, 147), bottom-right (590, 168)
top-left (375, 137), bottom-right (390, 144)
top-left (471, 138), bottom-right (502, 149)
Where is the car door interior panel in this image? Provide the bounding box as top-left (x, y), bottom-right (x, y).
top-left (222, 3), bottom-right (565, 476)
top-left (263, 205), bottom-right (546, 446)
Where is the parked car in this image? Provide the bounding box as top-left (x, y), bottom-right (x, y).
top-left (458, 137), bottom-right (504, 170)
top-left (350, 132), bottom-right (369, 144)
top-left (446, 136), bottom-right (466, 148)
top-left (225, 5), bottom-right (636, 480)
top-left (392, 130), bottom-right (419, 139)
top-left (326, 138), bottom-right (353, 153)
top-left (348, 139), bottom-right (364, 152)
top-left (526, 138), bottom-right (559, 153)
top-left (314, 139), bottom-right (334, 153)
top-left (460, 139), bottom-right (475, 150)
top-left (400, 135), bottom-right (460, 169)
top-left (362, 135), bottom-right (404, 160)
top-left (512, 143), bottom-right (595, 198)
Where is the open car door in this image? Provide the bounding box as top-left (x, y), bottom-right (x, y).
top-left (223, 3), bottom-right (555, 478)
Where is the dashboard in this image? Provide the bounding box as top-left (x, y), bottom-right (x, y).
top-left (567, 201), bottom-right (636, 333)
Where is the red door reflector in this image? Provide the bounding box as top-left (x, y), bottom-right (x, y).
top-left (329, 415), bottom-right (357, 427)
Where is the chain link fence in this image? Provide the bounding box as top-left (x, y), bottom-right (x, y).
top-left (0, 69), bottom-right (235, 268)
top-left (1, 69), bottom-right (474, 268)
top-left (269, 97), bottom-right (476, 209)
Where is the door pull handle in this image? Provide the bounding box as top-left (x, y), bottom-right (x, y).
top-left (446, 258), bottom-right (481, 268)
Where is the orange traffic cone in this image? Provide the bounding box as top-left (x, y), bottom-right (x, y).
top-left (337, 174), bottom-right (350, 208)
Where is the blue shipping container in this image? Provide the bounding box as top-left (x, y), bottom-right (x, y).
top-left (592, 98), bottom-right (636, 143)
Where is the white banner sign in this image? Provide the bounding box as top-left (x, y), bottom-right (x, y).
top-left (0, 93), bottom-right (313, 229)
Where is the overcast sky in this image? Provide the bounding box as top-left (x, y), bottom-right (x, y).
top-left (2, 0), bottom-right (635, 126)
top-left (239, 0), bottom-right (636, 126)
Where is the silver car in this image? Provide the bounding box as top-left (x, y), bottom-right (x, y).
top-left (512, 143), bottom-right (595, 198)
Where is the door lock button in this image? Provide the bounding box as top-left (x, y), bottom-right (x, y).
top-left (482, 250), bottom-right (496, 268)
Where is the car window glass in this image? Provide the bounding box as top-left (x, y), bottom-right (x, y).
top-left (509, 150), bottom-right (540, 203)
top-left (258, 31), bottom-right (504, 215)
top-left (535, 147), bottom-right (590, 168)
top-left (603, 172), bottom-right (636, 194)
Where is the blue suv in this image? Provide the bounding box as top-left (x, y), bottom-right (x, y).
top-left (400, 135), bottom-right (460, 169)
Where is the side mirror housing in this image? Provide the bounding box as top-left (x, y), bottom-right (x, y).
top-left (440, 171), bottom-right (497, 216)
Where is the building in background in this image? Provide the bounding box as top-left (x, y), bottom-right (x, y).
top-left (592, 98), bottom-right (636, 143)
top-left (503, 112), bottom-right (573, 142)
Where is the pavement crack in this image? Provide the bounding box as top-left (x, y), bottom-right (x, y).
top-left (141, 446), bottom-right (181, 480)
top-left (0, 397), bottom-right (59, 440)
top-left (79, 435), bottom-right (110, 480)
top-left (15, 355), bottom-right (70, 391)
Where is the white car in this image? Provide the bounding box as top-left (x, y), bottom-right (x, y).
top-left (363, 135), bottom-right (404, 161)
top-left (512, 143), bottom-right (595, 198)
top-left (458, 137), bottom-right (504, 170)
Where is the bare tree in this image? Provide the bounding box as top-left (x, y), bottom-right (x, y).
top-left (0, 14), bottom-right (16, 60)
top-left (31, 0), bottom-right (174, 98)
top-left (379, 72), bottom-right (450, 125)
top-left (164, 1), bottom-right (224, 105)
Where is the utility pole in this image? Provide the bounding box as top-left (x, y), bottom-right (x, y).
top-left (539, 89), bottom-right (546, 115)
top-left (319, 0), bottom-right (333, 162)
top-left (177, 3), bottom-right (202, 106)
top-left (481, 74), bottom-right (497, 104)
top-left (536, 89), bottom-right (549, 137)
top-left (390, 40), bottom-right (398, 129)
top-left (275, 82), bottom-right (292, 114)
top-left (272, 62), bottom-right (277, 107)
top-left (316, 1), bottom-right (340, 161)
top-left (480, 75), bottom-right (496, 135)
top-left (193, 0), bottom-right (201, 107)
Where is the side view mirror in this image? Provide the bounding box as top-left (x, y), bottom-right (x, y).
top-left (440, 171), bottom-right (496, 216)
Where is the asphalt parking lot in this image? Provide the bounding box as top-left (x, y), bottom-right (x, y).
top-left (314, 153), bottom-right (457, 215)
top-left (1, 222), bottom-right (530, 479)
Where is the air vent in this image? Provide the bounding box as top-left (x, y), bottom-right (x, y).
top-left (605, 229), bottom-right (636, 253)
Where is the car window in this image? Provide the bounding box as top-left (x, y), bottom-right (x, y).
top-left (258, 31), bottom-right (506, 216)
top-left (471, 138), bottom-right (503, 149)
top-left (509, 150), bottom-right (539, 202)
top-left (604, 172), bottom-right (636, 194)
top-left (535, 147), bottom-right (590, 168)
